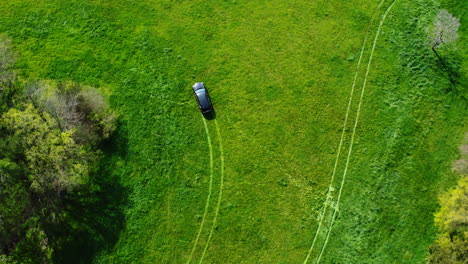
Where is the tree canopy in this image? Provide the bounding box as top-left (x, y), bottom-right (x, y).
top-left (429, 9), bottom-right (461, 49)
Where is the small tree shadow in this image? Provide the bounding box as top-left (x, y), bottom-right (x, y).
top-left (432, 48), bottom-right (458, 84)
top-left (432, 48), bottom-right (465, 99)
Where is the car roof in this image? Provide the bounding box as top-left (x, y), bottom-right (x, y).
top-left (196, 89), bottom-right (211, 109)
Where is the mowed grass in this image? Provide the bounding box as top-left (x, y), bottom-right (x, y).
top-left (0, 0), bottom-right (466, 263)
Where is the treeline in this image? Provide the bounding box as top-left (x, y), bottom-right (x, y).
top-left (428, 136), bottom-right (468, 263)
top-left (0, 35), bottom-right (119, 263)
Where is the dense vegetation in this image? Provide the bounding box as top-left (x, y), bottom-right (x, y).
top-left (428, 177), bottom-right (468, 263)
top-left (428, 134), bottom-right (467, 264)
top-left (0, 35), bottom-right (118, 263)
top-left (0, 0), bottom-right (466, 263)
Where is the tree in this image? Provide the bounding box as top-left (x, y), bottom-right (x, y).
top-left (435, 177), bottom-right (468, 234)
top-left (1, 104), bottom-right (93, 195)
top-left (430, 9), bottom-right (461, 50)
top-left (427, 176), bottom-right (468, 263)
top-left (0, 104), bottom-right (100, 263)
top-left (427, 9), bottom-right (461, 86)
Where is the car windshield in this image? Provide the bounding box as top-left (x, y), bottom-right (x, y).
top-left (196, 89), bottom-right (210, 109)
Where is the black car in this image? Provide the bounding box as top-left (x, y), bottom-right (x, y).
top-left (192, 82), bottom-right (213, 114)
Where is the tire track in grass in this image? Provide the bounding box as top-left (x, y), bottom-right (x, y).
top-left (315, 1), bottom-right (397, 263)
top-left (303, 1), bottom-right (385, 263)
top-left (303, 24), bottom-right (369, 264)
top-left (186, 117), bottom-right (214, 264)
top-left (199, 119), bottom-right (225, 264)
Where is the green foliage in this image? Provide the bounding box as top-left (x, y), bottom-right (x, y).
top-left (10, 216), bottom-right (53, 264)
top-left (0, 159), bottom-right (28, 250)
top-left (2, 104), bottom-right (91, 194)
top-left (435, 179), bottom-right (467, 234)
top-left (0, 97), bottom-right (119, 263)
top-left (428, 176), bottom-right (468, 263)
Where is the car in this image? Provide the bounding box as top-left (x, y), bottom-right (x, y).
top-left (192, 82), bottom-right (213, 114)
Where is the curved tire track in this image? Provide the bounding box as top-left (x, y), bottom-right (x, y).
top-left (303, 20), bottom-right (370, 264)
top-left (199, 119), bottom-right (225, 264)
top-left (315, 1), bottom-right (397, 263)
top-left (303, 1), bottom-right (388, 263)
top-left (186, 117), bottom-right (215, 264)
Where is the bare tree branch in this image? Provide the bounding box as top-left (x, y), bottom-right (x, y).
top-left (430, 9), bottom-right (460, 49)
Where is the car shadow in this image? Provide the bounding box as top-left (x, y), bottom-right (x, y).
top-left (203, 108), bottom-right (216, 120)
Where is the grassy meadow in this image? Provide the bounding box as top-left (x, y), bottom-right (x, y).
top-left (0, 0), bottom-right (466, 263)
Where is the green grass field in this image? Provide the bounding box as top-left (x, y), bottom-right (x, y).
top-left (0, 0), bottom-right (466, 263)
